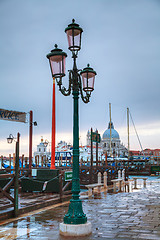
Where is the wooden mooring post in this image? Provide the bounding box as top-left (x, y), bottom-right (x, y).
top-left (1, 155), bottom-right (3, 168)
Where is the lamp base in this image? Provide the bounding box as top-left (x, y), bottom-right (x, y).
top-left (59, 222), bottom-right (92, 237)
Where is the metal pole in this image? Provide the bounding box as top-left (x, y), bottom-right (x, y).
top-left (29, 110), bottom-right (32, 175)
top-left (90, 128), bottom-right (93, 183)
top-left (127, 108), bottom-right (130, 159)
top-left (51, 78), bottom-right (56, 169)
top-left (63, 55), bottom-right (87, 225)
top-left (14, 132), bottom-right (20, 218)
top-left (109, 103), bottom-right (112, 157)
top-left (96, 129), bottom-right (98, 168)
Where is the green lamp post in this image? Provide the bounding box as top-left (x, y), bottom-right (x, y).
top-left (47, 19), bottom-right (97, 234)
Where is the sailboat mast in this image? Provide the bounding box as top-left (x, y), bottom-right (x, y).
top-left (109, 103), bottom-right (112, 156)
top-left (127, 107), bottom-right (130, 158)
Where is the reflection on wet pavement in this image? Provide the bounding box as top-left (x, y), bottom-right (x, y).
top-left (0, 179), bottom-right (160, 239)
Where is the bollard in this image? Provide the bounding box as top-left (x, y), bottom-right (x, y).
top-left (98, 172), bottom-right (101, 184)
top-left (103, 172), bottom-right (107, 189)
top-left (88, 188), bottom-right (92, 198)
top-left (118, 170), bottom-right (121, 179)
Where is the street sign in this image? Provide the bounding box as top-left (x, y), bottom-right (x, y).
top-left (0, 109), bottom-right (27, 123)
top-left (65, 171), bottom-right (73, 181)
top-left (91, 132), bottom-right (101, 143)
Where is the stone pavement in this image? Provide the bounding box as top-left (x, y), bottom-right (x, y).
top-left (0, 178), bottom-right (160, 239)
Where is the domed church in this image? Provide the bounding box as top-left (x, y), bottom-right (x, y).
top-left (101, 121), bottom-right (128, 157)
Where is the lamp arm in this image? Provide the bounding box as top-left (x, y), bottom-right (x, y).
top-left (78, 74), bottom-right (91, 104)
top-left (56, 71), bottom-right (72, 96)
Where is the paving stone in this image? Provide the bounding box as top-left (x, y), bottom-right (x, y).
top-left (138, 233), bottom-right (160, 239)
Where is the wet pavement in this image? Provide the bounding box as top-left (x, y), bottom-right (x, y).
top-left (0, 192), bottom-right (61, 215)
top-left (0, 177), bottom-right (160, 240)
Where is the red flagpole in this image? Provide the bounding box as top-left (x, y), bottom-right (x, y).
top-left (29, 110), bottom-right (33, 175)
top-left (51, 78), bottom-right (56, 169)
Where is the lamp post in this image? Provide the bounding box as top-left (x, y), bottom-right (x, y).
top-left (7, 132), bottom-right (20, 217)
top-left (29, 111), bottom-right (37, 176)
top-left (47, 19), bottom-right (97, 236)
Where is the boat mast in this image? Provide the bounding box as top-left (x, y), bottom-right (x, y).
top-left (129, 111), bottom-right (145, 155)
top-left (109, 103), bottom-right (112, 157)
top-left (127, 107), bottom-right (130, 159)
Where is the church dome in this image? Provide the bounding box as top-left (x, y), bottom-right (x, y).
top-left (103, 121), bottom-right (120, 140)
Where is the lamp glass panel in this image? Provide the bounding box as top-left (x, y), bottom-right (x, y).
top-left (66, 29), bottom-right (81, 50)
top-left (82, 72), bottom-right (95, 91)
top-left (7, 138), bottom-right (13, 144)
top-left (49, 55), bottom-right (65, 77)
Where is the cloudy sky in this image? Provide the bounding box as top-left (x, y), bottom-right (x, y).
top-left (0, 0), bottom-right (160, 156)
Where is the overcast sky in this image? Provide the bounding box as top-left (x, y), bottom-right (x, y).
top-left (0, 0), bottom-right (160, 155)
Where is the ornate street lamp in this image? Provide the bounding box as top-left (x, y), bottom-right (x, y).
top-left (47, 19), bottom-right (97, 236)
top-left (65, 19), bottom-right (83, 51)
top-left (47, 45), bottom-right (67, 170)
top-left (7, 134), bottom-right (14, 144)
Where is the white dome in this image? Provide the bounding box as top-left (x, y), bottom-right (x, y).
top-left (103, 122), bottom-right (120, 140)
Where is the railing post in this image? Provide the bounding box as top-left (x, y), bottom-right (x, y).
top-left (103, 172), bottom-right (107, 189)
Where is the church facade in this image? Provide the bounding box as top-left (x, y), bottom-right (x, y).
top-left (86, 121), bottom-right (128, 158)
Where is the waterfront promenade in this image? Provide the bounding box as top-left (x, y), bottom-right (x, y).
top-left (0, 178), bottom-right (160, 239)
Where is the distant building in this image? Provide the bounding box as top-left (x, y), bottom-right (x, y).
top-left (141, 149), bottom-right (160, 158)
top-left (86, 121), bottom-right (128, 157)
top-left (101, 121), bottom-right (128, 157)
top-left (33, 137), bottom-right (49, 165)
top-left (130, 150), bottom-right (140, 156)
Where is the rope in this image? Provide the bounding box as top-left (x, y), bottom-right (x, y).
top-left (20, 173), bottom-right (62, 185)
top-left (129, 110), bottom-right (144, 155)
